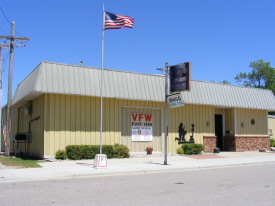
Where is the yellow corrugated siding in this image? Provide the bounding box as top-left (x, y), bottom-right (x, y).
top-left (215, 109), bottom-right (223, 115)
top-left (16, 95), bottom-right (44, 157)
top-left (44, 94), bottom-right (123, 155)
top-left (9, 92), bottom-right (272, 156)
top-left (167, 104), bottom-right (215, 153)
top-left (268, 117), bottom-right (275, 138)
top-left (236, 108), bottom-right (267, 135)
top-left (44, 94), bottom-right (50, 155)
top-left (114, 98), bottom-right (120, 143)
top-left (60, 95), bottom-right (66, 149)
top-left (42, 94), bottom-right (217, 155)
top-left (225, 108), bottom-right (234, 135)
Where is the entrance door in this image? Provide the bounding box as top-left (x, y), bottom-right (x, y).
top-left (215, 114), bottom-right (223, 150)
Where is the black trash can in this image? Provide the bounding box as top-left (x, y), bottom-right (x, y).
top-left (214, 148), bottom-right (220, 153)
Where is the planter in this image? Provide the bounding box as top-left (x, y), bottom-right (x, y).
top-left (145, 147), bottom-right (153, 155)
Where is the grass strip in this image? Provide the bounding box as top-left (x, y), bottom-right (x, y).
top-left (0, 157), bottom-right (41, 168)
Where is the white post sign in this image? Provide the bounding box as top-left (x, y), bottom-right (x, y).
top-left (168, 93), bottom-right (185, 108)
top-left (93, 154), bottom-right (108, 168)
top-left (131, 113), bottom-right (153, 141)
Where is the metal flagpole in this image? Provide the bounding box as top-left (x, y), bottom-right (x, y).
top-left (100, 4), bottom-right (105, 154)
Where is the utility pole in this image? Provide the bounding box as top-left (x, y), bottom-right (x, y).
top-left (0, 21), bottom-right (29, 156)
top-left (0, 45), bottom-right (9, 150)
top-left (157, 63), bottom-right (169, 165)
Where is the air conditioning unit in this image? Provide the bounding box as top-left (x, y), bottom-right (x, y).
top-left (12, 133), bottom-right (31, 143)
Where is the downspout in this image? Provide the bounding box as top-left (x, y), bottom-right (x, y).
top-left (29, 116), bottom-right (40, 133)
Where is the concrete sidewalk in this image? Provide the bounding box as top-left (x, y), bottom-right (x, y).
top-left (1, 151), bottom-right (275, 183)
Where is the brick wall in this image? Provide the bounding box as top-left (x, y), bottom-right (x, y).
top-left (203, 136), bottom-right (217, 153)
top-left (224, 136), bottom-right (269, 152)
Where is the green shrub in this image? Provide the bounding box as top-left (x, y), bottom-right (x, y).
top-left (176, 147), bottom-right (184, 155)
top-left (102, 145), bottom-right (115, 158)
top-left (181, 144), bottom-right (204, 155)
top-left (66, 145), bottom-right (84, 160)
top-left (270, 138), bottom-right (275, 147)
top-left (55, 150), bottom-right (67, 160)
top-left (66, 145), bottom-right (114, 160)
top-left (113, 144), bottom-right (130, 158)
top-left (82, 145), bottom-right (114, 159)
top-left (82, 145), bottom-right (98, 159)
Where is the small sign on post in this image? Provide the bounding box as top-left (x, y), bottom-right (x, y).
top-left (168, 93), bottom-right (184, 108)
top-left (93, 154), bottom-right (108, 168)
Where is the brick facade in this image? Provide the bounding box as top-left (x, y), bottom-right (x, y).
top-left (203, 136), bottom-right (217, 153)
top-left (224, 136), bottom-right (269, 152)
top-left (204, 136), bottom-right (269, 153)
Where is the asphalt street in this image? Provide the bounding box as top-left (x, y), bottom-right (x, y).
top-left (0, 163), bottom-right (274, 206)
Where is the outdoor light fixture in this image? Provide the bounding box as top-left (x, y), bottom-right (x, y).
top-left (24, 106), bottom-right (29, 115)
top-left (241, 123), bottom-right (244, 128)
top-left (24, 102), bottom-right (32, 116)
top-left (206, 122), bottom-right (210, 127)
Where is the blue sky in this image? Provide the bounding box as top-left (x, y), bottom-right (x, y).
top-left (0, 0), bottom-right (274, 106)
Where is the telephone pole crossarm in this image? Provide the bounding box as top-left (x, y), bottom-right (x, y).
top-left (0, 36), bottom-right (30, 41)
top-left (0, 43), bottom-right (28, 47)
top-left (0, 45), bottom-right (9, 50)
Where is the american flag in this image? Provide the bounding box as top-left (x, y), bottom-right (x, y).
top-left (104, 11), bottom-right (134, 30)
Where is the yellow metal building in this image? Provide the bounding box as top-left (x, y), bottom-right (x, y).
top-left (1, 62), bottom-right (275, 158)
top-left (268, 115), bottom-right (275, 139)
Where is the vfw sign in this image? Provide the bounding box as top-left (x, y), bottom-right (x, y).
top-left (131, 113), bottom-right (153, 141)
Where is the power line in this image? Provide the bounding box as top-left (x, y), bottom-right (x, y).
top-left (0, 7), bottom-right (22, 37)
top-left (15, 30), bottom-right (23, 38)
top-left (0, 7), bottom-right (11, 25)
top-left (0, 27), bottom-right (8, 35)
top-left (1, 52), bottom-right (9, 73)
top-left (0, 51), bottom-right (9, 71)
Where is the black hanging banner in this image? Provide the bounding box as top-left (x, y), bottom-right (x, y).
top-left (170, 62), bottom-right (190, 93)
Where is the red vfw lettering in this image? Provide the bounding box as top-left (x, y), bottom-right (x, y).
top-left (145, 114), bottom-right (152, 122)
top-left (132, 113), bottom-right (138, 121)
top-left (139, 114), bottom-right (143, 121)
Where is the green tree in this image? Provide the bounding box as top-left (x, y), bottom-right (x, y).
top-left (234, 59), bottom-right (275, 93)
top-left (210, 80), bottom-right (231, 84)
top-left (220, 80), bottom-right (231, 84)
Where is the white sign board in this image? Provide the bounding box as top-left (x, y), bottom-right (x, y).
top-left (131, 113), bottom-right (153, 141)
top-left (132, 126), bottom-right (153, 141)
top-left (168, 93), bottom-right (185, 108)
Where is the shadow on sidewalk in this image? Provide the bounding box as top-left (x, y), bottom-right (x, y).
top-left (185, 155), bottom-right (226, 160)
top-left (76, 163), bottom-right (94, 167)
